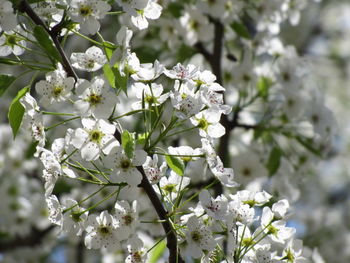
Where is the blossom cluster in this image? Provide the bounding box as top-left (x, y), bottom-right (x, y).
top-left (0, 0), bottom-right (337, 262)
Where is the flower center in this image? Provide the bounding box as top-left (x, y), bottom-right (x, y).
top-left (98, 226), bottom-right (111, 235)
top-left (121, 159), bottom-right (131, 169)
top-left (122, 214), bottom-right (133, 225)
top-left (5, 34), bottom-right (19, 47)
top-left (163, 184), bottom-right (176, 193)
top-left (79, 5), bottom-right (92, 17)
top-left (70, 211), bottom-right (82, 222)
top-left (89, 130), bottom-right (103, 144)
top-left (267, 225), bottom-right (279, 236)
top-left (86, 59), bottom-right (95, 69)
top-left (88, 93), bottom-right (102, 105)
top-left (52, 85), bottom-right (63, 97)
top-left (191, 230), bottom-right (202, 242)
top-left (242, 167), bottom-right (251, 177)
top-left (197, 118), bottom-right (209, 131)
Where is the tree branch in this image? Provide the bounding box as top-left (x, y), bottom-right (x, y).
top-left (18, 0), bottom-right (78, 81)
top-left (137, 167), bottom-right (184, 263)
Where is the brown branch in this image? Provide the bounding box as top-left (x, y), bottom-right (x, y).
top-left (18, 0), bottom-right (78, 81)
top-left (137, 167), bottom-right (184, 263)
top-left (0, 226), bottom-right (54, 252)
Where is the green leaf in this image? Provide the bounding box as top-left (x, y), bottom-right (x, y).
top-left (149, 240), bottom-right (166, 263)
top-left (231, 21), bottom-right (251, 39)
top-left (257, 77), bottom-right (273, 100)
top-left (115, 67), bottom-right (128, 95)
top-left (121, 130), bottom-right (135, 159)
top-left (33, 25), bottom-right (61, 64)
top-left (0, 75), bottom-right (16, 96)
top-left (103, 64), bottom-right (116, 89)
top-left (165, 155), bottom-right (184, 176)
top-left (266, 147), bottom-right (282, 176)
top-left (102, 41), bottom-right (117, 61)
top-left (8, 86), bottom-right (30, 138)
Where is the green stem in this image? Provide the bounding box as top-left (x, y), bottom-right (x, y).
top-left (44, 116), bottom-right (80, 131)
top-left (70, 30), bottom-right (104, 47)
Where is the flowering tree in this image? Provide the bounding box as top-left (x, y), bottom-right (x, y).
top-left (0, 0), bottom-right (340, 262)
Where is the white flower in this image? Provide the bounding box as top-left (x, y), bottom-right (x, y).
top-left (190, 109), bottom-right (225, 138)
top-left (227, 198), bottom-right (255, 225)
top-left (71, 118), bottom-right (118, 161)
top-left (261, 207), bottom-right (295, 244)
top-left (68, 0), bottom-right (111, 35)
top-left (201, 138), bottom-right (238, 188)
top-left (38, 148), bottom-right (61, 196)
top-left (104, 146), bottom-right (147, 186)
top-left (178, 6), bottom-right (214, 46)
top-left (114, 200), bottom-right (139, 240)
top-left (170, 80), bottom-right (203, 119)
top-left (71, 46), bottom-right (107, 72)
top-left (74, 76), bottom-right (117, 119)
top-left (46, 195), bottom-right (63, 226)
top-left (116, 0), bottom-right (162, 30)
top-left (35, 63), bottom-right (75, 106)
top-left (168, 146), bottom-right (203, 163)
top-left (131, 82), bottom-right (169, 110)
top-left (236, 190), bottom-right (272, 207)
top-left (0, 25), bottom-right (26, 56)
top-left (130, 0), bottom-right (162, 30)
top-left (84, 211), bottom-right (120, 251)
top-left (199, 190), bottom-right (228, 220)
top-left (280, 239), bottom-right (306, 263)
top-left (20, 93), bottom-right (46, 148)
top-left (272, 199), bottom-right (289, 220)
top-left (0, 0), bottom-right (17, 32)
top-left (62, 198), bottom-right (88, 236)
top-left (184, 216), bottom-right (216, 258)
top-left (142, 154), bottom-right (166, 184)
top-left (232, 151), bottom-right (268, 185)
top-left (158, 171), bottom-right (190, 200)
top-left (125, 235), bottom-right (147, 263)
top-left (164, 63), bottom-right (198, 81)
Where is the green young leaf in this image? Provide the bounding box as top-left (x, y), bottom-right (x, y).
top-left (102, 41), bottom-right (117, 61)
top-left (257, 76), bottom-right (273, 100)
top-left (266, 147), bottom-right (282, 176)
top-left (121, 130), bottom-right (135, 159)
top-left (231, 21), bottom-right (251, 39)
top-left (165, 155), bottom-right (184, 176)
top-left (115, 66), bottom-right (128, 95)
top-left (103, 64), bottom-right (116, 89)
top-left (149, 240), bottom-right (166, 263)
top-left (0, 74), bottom-right (16, 96)
top-left (33, 25), bottom-right (61, 64)
top-left (8, 86), bottom-right (30, 138)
